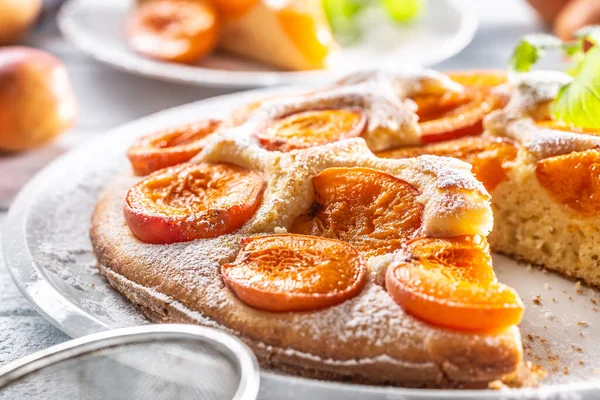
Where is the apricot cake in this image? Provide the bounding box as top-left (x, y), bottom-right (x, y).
top-left (91, 69), bottom-right (525, 388)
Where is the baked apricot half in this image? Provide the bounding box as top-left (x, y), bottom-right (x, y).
top-left (413, 71), bottom-right (507, 144)
top-left (255, 108), bottom-right (366, 152)
top-left (536, 149), bottom-right (600, 216)
top-left (378, 136), bottom-right (519, 192)
top-left (291, 167), bottom-right (423, 256)
top-left (536, 120), bottom-right (600, 135)
top-left (222, 234), bottom-right (367, 312)
top-left (386, 236), bottom-right (523, 332)
top-left (126, 0), bottom-right (220, 64)
top-left (127, 119), bottom-right (222, 176)
top-left (124, 162), bottom-right (265, 244)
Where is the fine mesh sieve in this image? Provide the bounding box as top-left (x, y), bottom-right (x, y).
top-left (0, 324), bottom-right (259, 400)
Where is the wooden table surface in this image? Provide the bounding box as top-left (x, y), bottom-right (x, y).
top-left (0, 0), bottom-right (544, 377)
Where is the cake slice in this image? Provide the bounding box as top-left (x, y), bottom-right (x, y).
top-left (382, 70), bottom-right (600, 286)
top-left (218, 0), bottom-right (337, 70)
top-left (135, 0), bottom-right (338, 70)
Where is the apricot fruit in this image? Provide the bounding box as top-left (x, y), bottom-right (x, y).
top-left (413, 71), bottom-right (507, 144)
top-left (291, 167), bottom-right (423, 256)
top-left (0, 47), bottom-right (77, 152)
top-left (386, 236), bottom-right (524, 332)
top-left (536, 149), bottom-right (600, 216)
top-left (536, 120), bottom-right (600, 136)
top-left (124, 162), bottom-right (265, 243)
top-left (126, 0), bottom-right (220, 64)
top-left (127, 119), bottom-right (222, 176)
top-left (255, 108), bottom-right (366, 152)
top-left (0, 0), bottom-right (41, 45)
top-left (222, 234), bottom-right (367, 312)
top-left (378, 136), bottom-right (519, 192)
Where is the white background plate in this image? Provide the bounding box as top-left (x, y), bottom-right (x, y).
top-left (57, 0), bottom-right (478, 88)
top-left (3, 89), bottom-right (600, 399)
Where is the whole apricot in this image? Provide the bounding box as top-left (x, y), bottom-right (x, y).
top-left (0, 47), bottom-right (77, 152)
top-left (0, 0), bottom-right (41, 45)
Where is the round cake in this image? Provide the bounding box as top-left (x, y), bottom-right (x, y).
top-left (91, 70), bottom-right (533, 388)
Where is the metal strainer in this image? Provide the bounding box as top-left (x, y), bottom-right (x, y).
top-left (0, 324), bottom-right (259, 400)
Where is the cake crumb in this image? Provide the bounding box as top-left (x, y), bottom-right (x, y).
top-left (543, 311), bottom-right (556, 321)
top-left (590, 298), bottom-right (597, 305)
top-left (525, 264), bottom-right (533, 272)
top-left (578, 321), bottom-right (588, 327)
top-left (579, 361), bottom-right (585, 366)
top-left (544, 282), bottom-right (551, 290)
top-left (273, 226), bottom-right (288, 234)
top-left (563, 366), bottom-right (569, 375)
top-left (552, 297), bottom-right (557, 303)
top-left (572, 346), bottom-right (583, 353)
top-left (532, 295), bottom-right (542, 305)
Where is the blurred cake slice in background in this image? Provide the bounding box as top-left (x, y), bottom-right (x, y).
top-left (135, 0), bottom-right (338, 70)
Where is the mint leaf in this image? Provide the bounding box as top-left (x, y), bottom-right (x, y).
top-left (553, 47), bottom-right (600, 129)
top-left (509, 34), bottom-right (563, 74)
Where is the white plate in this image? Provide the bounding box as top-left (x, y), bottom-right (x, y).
top-left (3, 88), bottom-right (600, 399)
top-left (57, 0), bottom-right (478, 88)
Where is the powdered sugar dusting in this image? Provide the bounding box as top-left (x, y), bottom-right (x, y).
top-left (484, 70), bottom-right (600, 160)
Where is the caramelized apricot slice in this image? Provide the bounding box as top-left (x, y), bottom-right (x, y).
top-left (127, 119), bottom-right (222, 176)
top-left (413, 71), bottom-right (507, 144)
top-left (124, 163), bottom-right (265, 244)
top-left (536, 149), bottom-right (600, 216)
top-left (276, 2), bottom-right (335, 69)
top-left (386, 236), bottom-right (524, 332)
top-left (222, 234), bottom-right (366, 312)
top-left (446, 70), bottom-right (507, 88)
top-left (255, 108), bottom-right (366, 152)
top-left (536, 120), bottom-right (600, 136)
top-left (291, 168), bottom-right (423, 256)
top-left (378, 136), bottom-right (519, 192)
top-left (126, 0), bottom-right (220, 64)
top-left (211, 0), bottom-right (258, 18)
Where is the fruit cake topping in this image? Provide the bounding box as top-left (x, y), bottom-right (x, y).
top-left (221, 234), bottom-right (367, 312)
top-left (126, 0), bottom-right (220, 64)
top-left (291, 167), bottom-right (423, 256)
top-left (247, 81), bottom-right (420, 152)
top-left (254, 108), bottom-right (366, 152)
top-left (379, 136), bottom-right (519, 192)
top-left (414, 71), bottom-right (508, 144)
top-left (536, 149), bottom-right (600, 216)
top-left (386, 236), bottom-right (524, 332)
top-left (127, 119), bottom-right (222, 176)
top-left (124, 162), bottom-right (265, 244)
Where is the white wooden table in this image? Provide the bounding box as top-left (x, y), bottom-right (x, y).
top-left (0, 0), bottom-right (544, 372)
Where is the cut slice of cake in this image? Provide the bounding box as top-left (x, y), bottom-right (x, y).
top-left (382, 70), bottom-right (600, 286)
top-left (218, 0), bottom-right (337, 70)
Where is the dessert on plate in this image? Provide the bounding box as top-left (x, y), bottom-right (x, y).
top-left (91, 69), bottom-right (527, 388)
top-left (128, 0), bottom-right (337, 70)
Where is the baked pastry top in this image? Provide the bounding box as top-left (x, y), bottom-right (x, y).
top-left (91, 69), bottom-right (526, 388)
